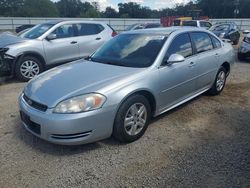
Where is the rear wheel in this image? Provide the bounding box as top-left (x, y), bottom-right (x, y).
top-left (208, 67), bottom-right (227, 95)
top-left (113, 95), bottom-right (151, 143)
top-left (15, 56), bottom-right (43, 82)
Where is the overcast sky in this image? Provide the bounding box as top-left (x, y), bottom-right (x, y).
top-left (51, 0), bottom-right (190, 11)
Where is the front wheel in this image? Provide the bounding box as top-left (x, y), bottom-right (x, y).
top-left (15, 56), bottom-right (43, 82)
top-left (208, 67), bottom-right (227, 96)
top-left (113, 95), bottom-right (151, 143)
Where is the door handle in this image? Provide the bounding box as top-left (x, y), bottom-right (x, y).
top-left (189, 62), bottom-right (195, 67)
top-left (215, 53), bottom-right (219, 56)
top-left (71, 41), bottom-right (77, 44)
top-left (96, 37), bottom-right (101, 40)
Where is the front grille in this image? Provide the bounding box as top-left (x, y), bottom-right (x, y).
top-left (20, 111), bottom-right (41, 135)
top-left (51, 131), bottom-right (92, 140)
top-left (23, 94), bottom-right (48, 112)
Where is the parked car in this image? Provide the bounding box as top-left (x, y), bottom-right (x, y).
top-left (125, 23), bottom-right (162, 31)
top-left (238, 32), bottom-right (250, 61)
top-left (209, 22), bottom-right (240, 45)
top-left (16, 24), bottom-right (35, 33)
top-left (182, 20), bottom-right (212, 29)
top-left (19, 27), bottom-right (234, 145)
top-left (0, 20), bottom-right (117, 81)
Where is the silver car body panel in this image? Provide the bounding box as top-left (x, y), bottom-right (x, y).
top-left (19, 27), bottom-right (235, 145)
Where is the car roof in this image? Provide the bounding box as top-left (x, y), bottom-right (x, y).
top-left (45, 20), bottom-right (106, 25)
top-left (123, 26), bottom-right (209, 36)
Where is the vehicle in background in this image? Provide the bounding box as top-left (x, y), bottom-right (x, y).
top-left (16, 24), bottom-right (35, 33)
top-left (238, 32), bottom-right (250, 61)
top-left (182, 20), bottom-right (212, 29)
top-left (125, 23), bottom-right (162, 31)
top-left (0, 20), bottom-right (117, 81)
top-left (172, 17), bottom-right (192, 26)
top-left (19, 27), bottom-right (234, 145)
top-left (209, 22), bottom-right (240, 45)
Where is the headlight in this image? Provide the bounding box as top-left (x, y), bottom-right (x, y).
top-left (53, 93), bottom-right (106, 114)
top-left (219, 32), bottom-right (225, 38)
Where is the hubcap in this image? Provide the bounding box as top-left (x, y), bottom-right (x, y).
top-left (216, 71), bottom-right (226, 91)
top-left (124, 103), bottom-right (147, 136)
top-left (20, 60), bottom-right (40, 79)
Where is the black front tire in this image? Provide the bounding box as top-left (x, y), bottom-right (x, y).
top-left (208, 67), bottom-right (227, 96)
top-left (15, 56), bottom-right (43, 82)
top-left (238, 53), bottom-right (245, 61)
top-left (113, 95), bottom-right (151, 143)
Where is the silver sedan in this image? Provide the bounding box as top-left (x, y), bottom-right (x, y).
top-left (19, 27), bottom-right (235, 145)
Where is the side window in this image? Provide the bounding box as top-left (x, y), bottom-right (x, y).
top-left (165, 33), bottom-right (193, 59)
top-left (52, 24), bottom-right (75, 39)
top-left (76, 23), bottom-right (104, 36)
top-left (211, 36), bottom-right (222, 49)
top-left (190, 32), bottom-right (213, 53)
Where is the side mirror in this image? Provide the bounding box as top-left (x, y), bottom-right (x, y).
top-left (46, 33), bottom-right (57, 40)
top-left (243, 30), bottom-right (250, 35)
top-left (165, 54), bottom-right (185, 65)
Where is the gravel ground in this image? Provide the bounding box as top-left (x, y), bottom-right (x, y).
top-left (0, 60), bottom-right (250, 188)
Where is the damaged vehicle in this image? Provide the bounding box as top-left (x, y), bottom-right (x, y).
top-left (0, 20), bottom-right (116, 81)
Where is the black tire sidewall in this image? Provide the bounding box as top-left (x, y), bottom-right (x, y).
top-left (113, 95), bottom-right (151, 143)
top-left (209, 67), bottom-right (227, 95)
top-left (15, 56), bottom-right (43, 82)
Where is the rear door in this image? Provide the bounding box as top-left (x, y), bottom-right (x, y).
top-left (158, 33), bottom-right (197, 111)
top-left (75, 23), bottom-right (106, 57)
top-left (43, 23), bottom-right (80, 65)
top-left (190, 32), bottom-right (218, 91)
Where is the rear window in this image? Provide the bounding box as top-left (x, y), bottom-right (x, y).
top-left (190, 32), bottom-right (213, 53)
top-left (200, 21), bottom-right (212, 28)
top-left (183, 21), bottom-right (197, 27)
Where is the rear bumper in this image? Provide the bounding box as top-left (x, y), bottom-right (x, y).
top-left (19, 94), bottom-right (117, 145)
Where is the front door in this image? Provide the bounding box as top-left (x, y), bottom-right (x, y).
top-left (43, 23), bottom-right (80, 65)
top-left (158, 33), bottom-right (197, 112)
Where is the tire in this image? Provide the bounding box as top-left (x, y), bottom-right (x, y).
top-left (113, 95), bottom-right (151, 143)
top-left (238, 53), bottom-right (245, 61)
top-left (208, 67), bottom-right (227, 96)
top-left (15, 56), bottom-right (43, 82)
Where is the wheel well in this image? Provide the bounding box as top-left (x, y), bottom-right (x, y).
top-left (17, 52), bottom-right (46, 68)
top-left (129, 90), bottom-right (156, 115)
top-left (221, 62), bottom-right (230, 76)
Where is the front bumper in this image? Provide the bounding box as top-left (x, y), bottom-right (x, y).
top-left (19, 94), bottom-right (117, 145)
top-left (0, 50), bottom-right (15, 77)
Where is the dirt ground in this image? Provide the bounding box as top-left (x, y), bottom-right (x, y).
top-left (0, 60), bottom-right (250, 188)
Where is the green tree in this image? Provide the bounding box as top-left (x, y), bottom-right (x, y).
top-left (19, 0), bottom-right (58, 17)
top-left (0, 0), bottom-right (25, 16)
top-left (102, 7), bottom-right (118, 18)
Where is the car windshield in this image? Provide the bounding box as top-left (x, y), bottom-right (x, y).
top-left (90, 33), bottom-right (166, 68)
top-left (21, 23), bottom-right (55, 39)
top-left (210, 24), bottom-right (230, 31)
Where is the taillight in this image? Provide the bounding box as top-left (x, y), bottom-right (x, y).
top-left (112, 31), bottom-right (117, 37)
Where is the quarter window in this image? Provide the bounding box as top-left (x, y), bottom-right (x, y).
top-left (190, 32), bottom-right (213, 53)
top-left (76, 23), bottom-right (104, 36)
top-left (165, 33), bottom-right (193, 59)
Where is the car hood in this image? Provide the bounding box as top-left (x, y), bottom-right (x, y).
top-left (0, 33), bottom-right (28, 48)
top-left (24, 60), bottom-right (143, 108)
